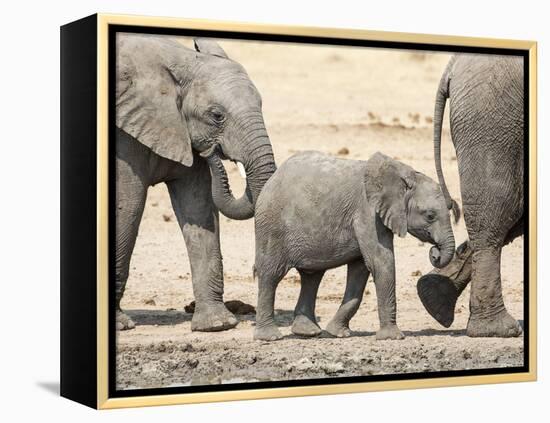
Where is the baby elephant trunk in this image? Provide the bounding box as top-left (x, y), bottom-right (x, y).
top-left (429, 232), bottom-right (455, 268)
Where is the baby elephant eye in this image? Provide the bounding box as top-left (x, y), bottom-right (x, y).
top-left (425, 211), bottom-right (437, 222)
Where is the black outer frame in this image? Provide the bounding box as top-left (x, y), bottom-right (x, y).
top-left (60, 14), bottom-right (530, 408)
top-left (60, 14), bottom-right (98, 408)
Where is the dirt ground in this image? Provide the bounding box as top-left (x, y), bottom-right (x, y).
top-left (116, 38), bottom-right (524, 390)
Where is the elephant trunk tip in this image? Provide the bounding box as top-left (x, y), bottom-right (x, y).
top-left (429, 246), bottom-right (443, 268)
top-left (430, 241), bottom-right (455, 269)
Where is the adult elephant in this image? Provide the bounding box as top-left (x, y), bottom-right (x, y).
top-left (417, 54), bottom-right (524, 338)
top-left (115, 34), bottom-right (276, 331)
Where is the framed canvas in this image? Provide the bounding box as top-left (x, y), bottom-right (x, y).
top-left (60, 14), bottom-right (537, 409)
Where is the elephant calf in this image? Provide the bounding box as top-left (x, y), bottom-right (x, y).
top-left (253, 151), bottom-right (458, 341)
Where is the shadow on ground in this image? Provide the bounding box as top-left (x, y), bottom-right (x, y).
top-left (126, 309), bottom-right (192, 326)
top-left (36, 381), bottom-right (59, 396)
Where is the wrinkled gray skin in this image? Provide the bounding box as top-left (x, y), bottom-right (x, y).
top-left (253, 151), bottom-right (457, 341)
top-left (418, 54), bottom-right (524, 338)
top-left (115, 34), bottom-right (276, 331)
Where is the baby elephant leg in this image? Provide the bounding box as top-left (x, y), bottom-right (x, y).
top-left (291, 270), bottom-right (324, 337)
top-left (373, 261), bottom-right (404, 340)
top-left (254, 267), bottom-right (285, 341)
top-left (326, 260), bottom-right (369, 338)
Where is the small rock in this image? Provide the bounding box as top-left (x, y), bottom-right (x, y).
top-left (462, 350), bottom-right (472, 360)
top-left (143, 298), bottom-right (156, 306)
top-left (411, 270), bottom-right (422, 277)
top-left (162, 214), bottom-right (173, 222)
top-left (337, 147), bottom-right (350, 155)
top-left (323, 362), bottom-right (345, 374)
top-left (184, 301), bottom-right (196, 313)
top-left (180, 343), bottom-right (194, 352)
top-left (409, 112), bottom-right (420, 124)
top-left (225, 300), bottom-right (256, 315)
top-left (187, 358), bottom-right (199, 368)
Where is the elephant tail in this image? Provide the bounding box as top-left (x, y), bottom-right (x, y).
top-left (434, 58), bottom-right (454, 213)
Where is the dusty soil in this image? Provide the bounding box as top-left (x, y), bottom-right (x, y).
top-left (117, 39), bottom-right (524, 390)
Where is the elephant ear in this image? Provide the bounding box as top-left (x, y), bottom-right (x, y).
top-left (193, 38), bottom-right (229, 58)
top-left (116, 35), bottom-right (193, 167)
top-left (365, 153), bottom-right (415, 238)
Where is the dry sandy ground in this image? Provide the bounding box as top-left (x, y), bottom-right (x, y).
top-left (117, 38), bottom-right (524, 390)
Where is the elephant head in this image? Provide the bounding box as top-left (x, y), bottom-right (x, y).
top-left (116, 34), bottom-right (276, 220)
top-left (365, 152), bottom-right (459, 268)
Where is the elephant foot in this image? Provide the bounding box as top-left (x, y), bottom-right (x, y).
top-left (191, 302), bottom-right (238, 332)
top-left (417, 274), bottom-right (460, 328)
top-left (325, 320), bottom-right (352, 338)
top-left (116, 309), bottom-right (135, 331)
top-left (254, 324), bottom-right (283, 341)
top-left (376, 324), bottom-right (404, 340)
top-left (291, 315), bottom-right (322, 337)
top-left (417, 241), bottom-right (473, 328)
top-left (466, 310), bottom-right (522, 338)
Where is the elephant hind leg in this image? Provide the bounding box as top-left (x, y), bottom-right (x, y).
top-left (461, 188), bottom-right (522, 337)
top-left (291, 269), bottom-right (324, 337)
top-left (466, 247), bottom-right (522, 337)
top-left (326, 260), bottom-right (369, 338)
top-left (253, 260), bottom-right (287, 341)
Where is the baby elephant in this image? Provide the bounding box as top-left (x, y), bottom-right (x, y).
top-left (253, 151), bottom-right (458, 341)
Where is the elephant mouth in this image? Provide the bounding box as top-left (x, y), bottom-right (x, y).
top-left (202, 144), bottom-right (247, 180)
top-left (408, 227), bottom-right (454, 269)
top-left (230, 159), bottom-right (247, 179)
top-left (205, 134), bottom-right (276, 221)
top-left (409, 227), bottom-right (433, 244)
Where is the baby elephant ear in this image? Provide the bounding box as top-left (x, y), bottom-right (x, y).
top-left (193, 38), bottom-right (228, 58)
top-left (365, 153), bottom-right (414, 238)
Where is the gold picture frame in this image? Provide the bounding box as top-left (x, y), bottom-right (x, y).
top-left (60, 13), bottom-right (537, 409)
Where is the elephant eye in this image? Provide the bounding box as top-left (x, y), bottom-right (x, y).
top-left (208, 109), bottom-right (226, 124)
top-left (425, 210), bottom-right (437, 222)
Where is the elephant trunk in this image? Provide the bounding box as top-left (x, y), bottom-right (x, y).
top-left (429, 231), bottom-right (455, 269)
top-left (206, 133), bottom-right (276, 220)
